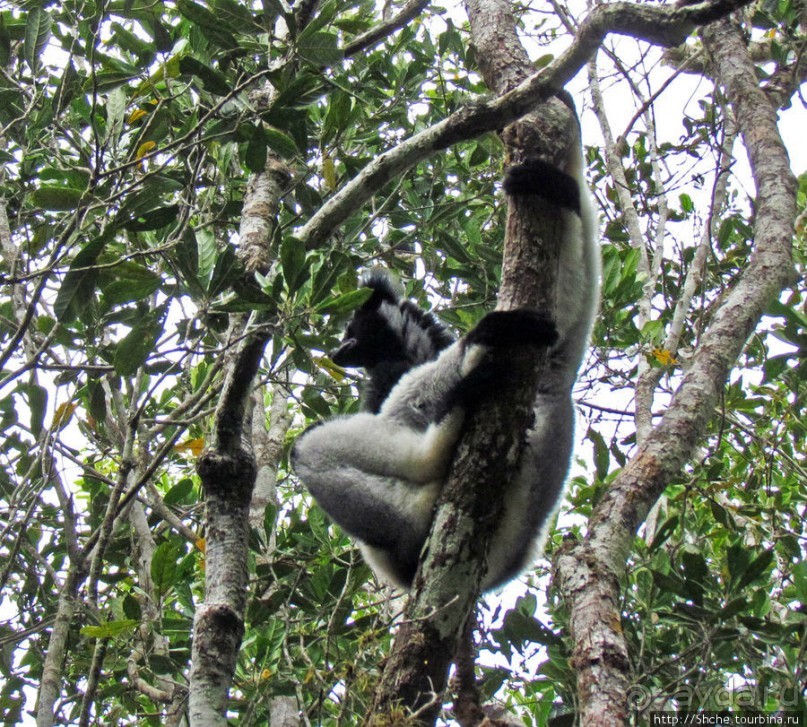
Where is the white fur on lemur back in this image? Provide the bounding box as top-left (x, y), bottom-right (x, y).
top-left (552, 150), bottom-right (600, 390)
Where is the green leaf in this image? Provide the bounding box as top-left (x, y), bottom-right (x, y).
top-left (196, 228), bottom-right (217, 283)
top-left (280, 237), bottom-right (307, 292)
top-left (648, 514), bottom-right (679, 552)
top-left (322, 90), bottom-right (352, 145)
top-left (176, 0), bottom-right (218, 27)
top-left (296, 30), bottom-right (342, 66)
top-left (720, 597), bottom-right (748, 618)
top-left (792, 561), bottom-right (807, 602)
top-left (269, 72), bottom-right (327, 111)
top-left (26, 384), bottom-right (47, 439)
top-left (105, 87), bottom-right (127, 143)
top-left (102, 265), bottom-right (162, 305)
top-left (727, 542), bottom-right (751, 587)
top-left (179, 57), bottom-right (231, 96)
top-left (24, 7), bottom-right (51, 71)
top-left (32, 186), bottom-right (85, 211)
top-left (679, 192), bottom-right (694, 213)
top-left (709, 500), bottom-right (736, 530)
top-left (110, 22), bottom-right (155, 58)
top-left (315, 287), bottom-right (373, 314)
top-left (117, 175), bottom-right (184, 220)
top-left (149, 654), bottom-right (177, 675)
top-left (587, 426), bottom-right (610, 481)
top-left (212, 0), bottom-right (258, 32)
top-left (244, 125), bottom-right (268, 173)
top-left (81, 619), bottom-right (139, 639)
top-left (296, 0), bottom-right (338, 35)
top-left (54, 237), bottom-right (109, 322)
top-left (501, 609), bottom-right (558, 647)
top-left (735, 550), bottom-right (774, 592)
top-left (0, 15), bottom-right (11, 67)
top-left (113, 310), bottom-right (165, 376)
top-left (164, 478), bottom-right (194, 506)
top-left (207, 243), bottom-right (239, 296)
top-left (122, 595), bottom-right (142, 621)
top-left (176, 0), bottom-right (238, 48)
top-left (52, 61), bottom-right (82, 115)
top-left (600, 246), bottom-right (622, 296)
top-left (651, 569), bottom-right (687, 597)
top-left (264, 128), bottom-right (298, 159)
top-left (151, 542), bottom-right (179, 598)
top-left (121, 205), bottom-right (179, 232)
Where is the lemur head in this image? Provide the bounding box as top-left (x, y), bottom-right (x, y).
top-left (329, 271), bottom-right (406, 368)
top-left (330, 270), bottom-right (454, 370)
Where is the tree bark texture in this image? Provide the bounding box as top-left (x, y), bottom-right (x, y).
top-left (36, 568), bottom-right (83, 727)
top-left (553, 14), bottom-right (797, 727)
top-left (189, 328), bottom-right (270, 727)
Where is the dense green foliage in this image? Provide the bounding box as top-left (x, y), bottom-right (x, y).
top-left (0, 0), bottom-right (804, 724)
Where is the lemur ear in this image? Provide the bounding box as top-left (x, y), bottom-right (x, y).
top-left (360, 269), bottom-right (401, 308)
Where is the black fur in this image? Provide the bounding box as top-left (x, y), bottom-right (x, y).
top-left (433, 311), bottom-right (558, 418)
top-left (464, 310), bottom-right (558, 349)
top-left (503, 158), bottom-right (581, 215)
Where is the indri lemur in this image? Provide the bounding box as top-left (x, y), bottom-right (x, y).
top-left (292, 115), bottom-right (599, 591)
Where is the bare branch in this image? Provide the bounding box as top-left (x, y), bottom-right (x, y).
top-left (343, 0), bottom-right (431, 57)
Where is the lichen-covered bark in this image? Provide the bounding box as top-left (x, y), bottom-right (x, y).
top-left (189, 329), bottom-right (270, 726)
top-left (237, 156), bottom-right (291, 275)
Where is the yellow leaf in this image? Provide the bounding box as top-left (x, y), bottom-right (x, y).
top-left (316, 356), bottom-right (346, 381)
top-left (195, 537), bottom-right (206, 553)
top-left (134, 55), bottom-right (182, 96)
top-left (651, 348), bottom-right (677, 367)
top-left (175, 436), bottom-right (205, 456)
top-left (136, 141), bottom-right (157, 161)
top-left (127, 108), bottom-right (148, 124)
top-left (52, 401), bottom-right (77, 430)
top-left (322, 155), bottom-right (337, 191)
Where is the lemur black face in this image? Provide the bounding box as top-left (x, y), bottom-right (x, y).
top-left (330, 310), bottom-right (407, 368)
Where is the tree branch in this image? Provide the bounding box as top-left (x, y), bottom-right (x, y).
top-left (343, 0), bottom-right (431, 57)
top-left (189, 318), bottom-right (272, 724)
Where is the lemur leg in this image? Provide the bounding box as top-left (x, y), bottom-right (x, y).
top-left (291, 455), bottom-right (439, 553)
top-left (292, 409), bottom-right (464, 485)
